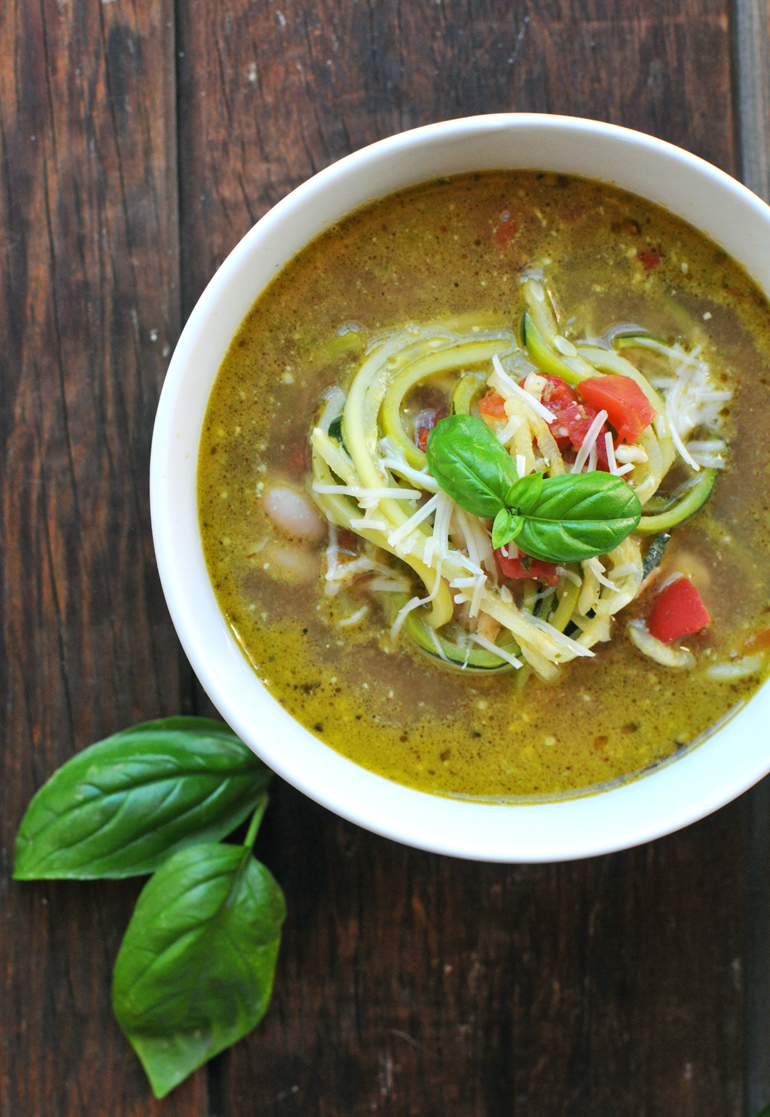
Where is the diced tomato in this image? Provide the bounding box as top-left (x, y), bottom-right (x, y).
top-left (494, 211), bottom-right (519, 249)
top-left (540, 375), bottom-right (612, 470)
top-left (743, 627), bottom-right (770, 654)
top-left (648, 577), bottom-right (711, 644)
top-left (415, 409), bottom-right (438, 452)
top-left (495, 547), bottom-right (561, 587)
top-left (638, 247), bottom-right (662, 270)
top-left (542, 376), bottom-right (592, 448)
top-left (577, 376), bottom-right (657, 445)
top-left (478, 391), bottom-right (507, 419)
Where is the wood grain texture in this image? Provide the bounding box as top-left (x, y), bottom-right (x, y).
top-left (175, 2), bottom-right (749, 1115)
top-left (732, 2), bottom-right (770, 1111)
top-left (177, 0), bottom-right (737, 309)
top-left (0, 0), bottom-right (203, 1113)
top-left (233, 790), bottom-right (747, 1117)
top-left (734, 0), bottom-right (770, 201)
top-left (1, 0), bottom-right (763, 1113)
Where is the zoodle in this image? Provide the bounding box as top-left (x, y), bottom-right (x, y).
top-left (312, 277), bottom-right (731, 678)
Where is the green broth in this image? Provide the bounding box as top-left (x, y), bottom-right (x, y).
top-left (198, 172), bottom-right (770, 799)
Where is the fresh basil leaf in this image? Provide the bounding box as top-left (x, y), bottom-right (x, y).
top-left (112, 838), bottom-right (286, 1098)
top-left (426, 414), bottom-right (641, 562)
top-left (14, 717), bottom-right (271, 880)
top-left (492, 510), bottom-right (526, 550)
top-left (426, 414), bottom-right (519, 518)
top-left (508, 471), bottom-right (642, 562)
top-left (505, 471), bottom-right (543, 514)
top-left (492, 508), bottom-right (511, 549)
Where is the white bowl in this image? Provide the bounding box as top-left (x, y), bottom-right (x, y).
top-left (150, 113), bottom-right (770, 862)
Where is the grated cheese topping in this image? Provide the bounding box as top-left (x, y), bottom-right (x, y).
top-left (571, 410), bottom-right (608, 474)
top-left (469, 631), bottom-right (523, 668)
top-left (490, 354), bottom-right (557, 424)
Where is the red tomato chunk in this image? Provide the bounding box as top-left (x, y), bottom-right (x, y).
top-left (541, 376), bottom-right (611, 470)
top-left (577, 376), bottom-right (657, 445)
top-left (495, 547), bottom-right (561, 586)
top-left (478, 391), bottom-right (508, 419)
top-left (648, 577), bottom-right (711, 644)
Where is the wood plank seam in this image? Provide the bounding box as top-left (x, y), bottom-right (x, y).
top-left (733, 0), bottom-right (770, 202)
top-left (732, 1), bottom-right (770, 1111)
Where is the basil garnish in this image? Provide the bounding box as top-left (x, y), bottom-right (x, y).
top-left (426, 414), bottom-right (642, 563)
top-left (426, 411), bottom-right (520, 518)
top-left (113, 804), bottom-right (285, 1098)
top-left (14, 717), bottom-right (271, 879)
top-left (14, 716), bottom-right (285, 1099)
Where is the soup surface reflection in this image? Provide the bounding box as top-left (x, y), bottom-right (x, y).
top-left (198, 172), bottom-right (770, 799)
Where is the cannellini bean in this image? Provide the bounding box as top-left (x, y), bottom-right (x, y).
top-left (706, 654), bottom-right (765, 680)
top-left (262, 542), bottom-right (319, 583)
top-left (263, 485), bottom-right (325, 540)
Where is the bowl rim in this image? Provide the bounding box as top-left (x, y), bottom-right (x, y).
top-left (151, 112), bottom-right (770, 862)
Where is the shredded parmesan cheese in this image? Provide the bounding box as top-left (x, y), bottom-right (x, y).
top-left (387, 493), bottom-right (440, 548)
top-left (390, 596), bottom-right (423, 641)
top-left (491, 354), bottom-right (557, 424)
top-left (556, 566), bottom-right (582, 587)
top-left (526, 614), bottom-right (595, 657)
top-left (605, 432), bottom-right (618, 475)
top-left (571, 410), bottom-right (608, 473)
top-left (469, 573), bottom-right (487, 619)
top-left (338, 605), bottom-right (369, 627)
top-left (584, 557), bottom-right (618, 591)
top-left (469, 631), bottom-right (523, 668)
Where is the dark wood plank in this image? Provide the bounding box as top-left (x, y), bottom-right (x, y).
top-left (229, 792), bottom-right (746, 1117)
top-left (176, 2), bottom-right (751, 1115)
top-left (0, 0), bottom-right (204, 1112)
top-left (731, 2), bottom-right (770, 1111)
top-left (734, 0), bottom-right (770, 201)
top-left (177, 0), bottom-right (737, 309)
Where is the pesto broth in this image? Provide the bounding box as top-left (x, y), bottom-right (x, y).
top-left (198, 172), bottom-right (770, 799)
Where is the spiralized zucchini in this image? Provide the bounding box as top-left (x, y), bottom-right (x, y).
top-left (310, 283), bottom-right (732, 680)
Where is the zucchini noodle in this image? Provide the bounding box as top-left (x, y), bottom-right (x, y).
top-left (310, 284), bottom-right (732, 681)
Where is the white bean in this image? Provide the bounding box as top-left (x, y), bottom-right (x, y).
top-left (263, 485), bottom-right (325, 540)
top-left (262, 542), bottom-right (318, 583)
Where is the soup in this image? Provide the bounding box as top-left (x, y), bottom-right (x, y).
top-left (198, 172), bottom-right (770, 800)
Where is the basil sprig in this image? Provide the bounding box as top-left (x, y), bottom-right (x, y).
top-left (113, 802), bottom-right (285, 1098)
top-left (14, 717), bottom-right (271, 879)
top-left (14, 717), bottom-right (285, 1099)
top-left (426, 414), bottom-right (642, 563)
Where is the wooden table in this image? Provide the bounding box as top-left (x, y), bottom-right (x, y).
top-left (3, 1), bottom-right (770, 1113)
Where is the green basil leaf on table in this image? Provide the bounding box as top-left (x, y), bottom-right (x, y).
top-left (112, 808), bottom-right (286, 1099)
top-left (427, 414), bottom-right (642, 563)
top-left (14, 717), bottom-right (271, 880)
